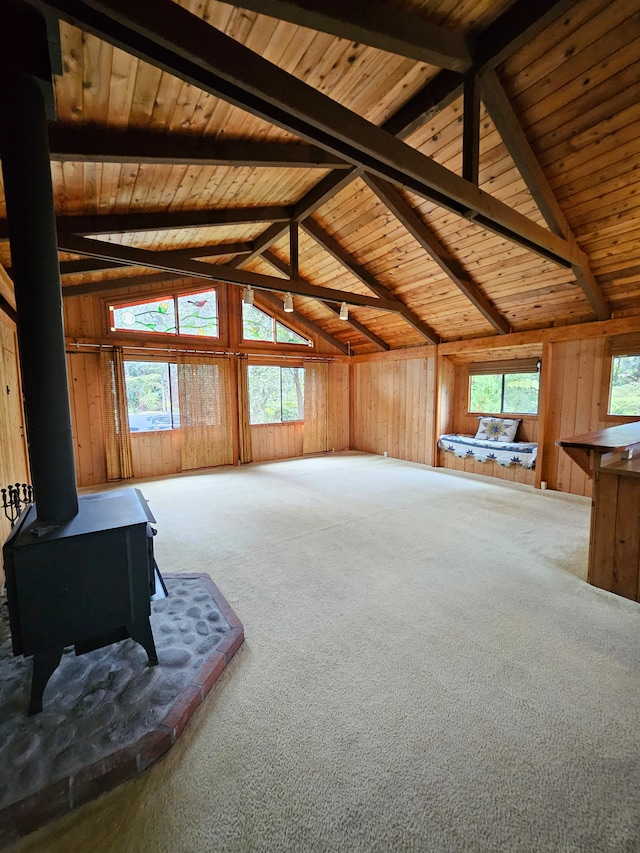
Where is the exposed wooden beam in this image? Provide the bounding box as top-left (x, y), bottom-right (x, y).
top-left (228, 222), bottom-right (290, 269)
top-left (62, 271), bottom-right (178, 297)
top-left (462, 73), bottom-right (480, 185)
top-left (215, 0), bottom-right (472, 72)
top-left (382, 0), bottom-right (575, 139)
top-left (47, 124), bottom-right (350, 168)
top-left (43, 242), bottom-right (256, 277)
top-left (363, 174), bottom-right (511, 335)
top-left (289, 223), bottom-right (298, 279)
top-left (300, 218), bottom-right (441, 344)
top-left (478, 68), bottom-right (610, 322)
top-left (262, 250), bottom-right (390, 351)
top-left (291, 169), bottom-right (359, 222)
top-left (0, 208), bottom-right (289, 240)
top-left (29, 0), bottom-right (580, 268)
top-left (57, 234), bottom-right (404, 312)
top-left (255, 291), bottom-right (351, 356)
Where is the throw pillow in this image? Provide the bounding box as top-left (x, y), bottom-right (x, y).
top-left (474, 416), bottom-right (521, 442)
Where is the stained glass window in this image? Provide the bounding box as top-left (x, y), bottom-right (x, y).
top-left (276, 322), bottom-right (309, 345)
top-left (176, 289), bottom-right (218, 337)
top-left (111, 298), bottom-right (177, 335)
top-left (242, 303), bottom-right (310, 346)
top-left (110, 288), bottom-right (219, 339)
top-left (242, 304), bottom-right (273, 341)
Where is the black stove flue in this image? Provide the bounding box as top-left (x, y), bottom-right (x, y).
top-left (0, 5), bottom-right (165, 716)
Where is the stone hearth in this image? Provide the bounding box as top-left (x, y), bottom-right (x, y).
top-left (0, 573), bottom-right (244, 847)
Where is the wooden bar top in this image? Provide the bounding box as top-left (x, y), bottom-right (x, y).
top-left (557, 421), bottom-right (640, 453)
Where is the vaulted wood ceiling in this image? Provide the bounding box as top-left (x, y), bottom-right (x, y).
top-left (2, 0), bottom-right (639, 354)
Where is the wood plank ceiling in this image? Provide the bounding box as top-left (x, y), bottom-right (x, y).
top-left (2, 0), bottom-right (639, 354)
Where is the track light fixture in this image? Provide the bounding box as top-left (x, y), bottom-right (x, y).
top-left (284, 292), bottom-right (294, 312)
top-left (242, 286), bottom-right (254, 306)
top-left (339, 301), bottom-right (349, 321)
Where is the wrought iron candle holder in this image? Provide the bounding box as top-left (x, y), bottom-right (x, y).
top-left (2, 483), bottom-right (33, 528)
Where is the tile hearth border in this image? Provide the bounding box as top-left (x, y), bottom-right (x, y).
top-left (0, 573), bottom-right (244, 848)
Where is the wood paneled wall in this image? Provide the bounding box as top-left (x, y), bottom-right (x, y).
top-left (539, 336), bottom-right (630, 497)
top-left (67, 351), bottom-right (107, 487)
top-left (63, 282), bottom-right (352, 485)
top-left (251, 422), bottom-right (304, 462)
top-left (350, 355), bottom-right (436, 465)
top-left (0, 311), bottom-right (29, 556)
top-left (130, 430), bottom-right (182, 480)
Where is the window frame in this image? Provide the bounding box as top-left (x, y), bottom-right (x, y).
top-left (106, 284), bottom-right (225, 344)
top-left (122, 356), bottom-right (181, 433)
top-left (467, 361), bottom-right (541, 417)
top-left (247, 360), bottom-right (305, 426)
top-left (241, 301), bottom-right (313, 350)
top-left (604, 349), bottom-right (640, 421)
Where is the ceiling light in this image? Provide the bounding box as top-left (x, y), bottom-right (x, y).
top-left (284, 292), bottom-right (294, 312)
top-left (339, 301), bottom-right (348, 321)
top-left (242, 286), bottom-right (254, 306)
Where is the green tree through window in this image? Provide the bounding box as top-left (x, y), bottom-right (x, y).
top-left (248, 365), bottom-right (304, 424)
top-left (469, 372), bottom-right (539, 414)
top-left (609, 355), bottom-right (640, 415)
top-left (123, 361), bottom-right (180, 431)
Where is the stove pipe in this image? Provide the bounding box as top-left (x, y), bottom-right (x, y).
top-left (0, 67), bottom-right (78, 525)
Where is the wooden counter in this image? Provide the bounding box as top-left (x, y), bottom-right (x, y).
top-left (558, 422), bottom-right (640, 602)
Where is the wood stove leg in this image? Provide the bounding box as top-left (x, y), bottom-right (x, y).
top-left (29, 647), bottom-right (64, 715)
top-left (126, 618), bottom-right (158, 666)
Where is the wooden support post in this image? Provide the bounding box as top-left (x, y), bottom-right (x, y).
top-left (462, 73), bottom-right (480, 185)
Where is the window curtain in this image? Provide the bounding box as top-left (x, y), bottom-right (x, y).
top-left (236, 354), bottom-right (253, 465)
top-left (100, 346), bottom-right (133, 480)
top-left (303, 361), bottom-right (330, 454)
top-left (178, 355), bottom-right (233, 470)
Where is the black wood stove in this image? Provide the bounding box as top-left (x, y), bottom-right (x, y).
top-left (0, 3), bottom-right (166, 715)
top-left (3, 488), bottom-right (164, 714)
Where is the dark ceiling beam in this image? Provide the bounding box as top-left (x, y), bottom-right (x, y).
top-left (32, 242), bottom-right (255, 277)
top-left (462, 74), bottom-right (480, 185)
top-left (254, 290), bottom-right (351, 356)
top-left (300, 218), bottom-right (440, 344)
top-left (47, 124), bottom-right (350, 168)
top-left (62, 271), bottom-right (178, 297)
top-left (57, 234), bottom-right (404, 312)
top-left (215, 0), bottom-right (472, 72)
top-left (382, 0), bottom-right (576, 139)
top-left (478, 67), bottom-right (610, 322)
top-left (28, 0), bottom-right (581, 269)
top-left (0, 207), bottom-right (289, 240)
top-left (262, 250), bottom-right (390, 351)
top-left (363, 174), bottom-right (510, 335)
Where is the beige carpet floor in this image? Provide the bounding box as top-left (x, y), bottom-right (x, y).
top-left (8, 452), bottom-right (640, 853)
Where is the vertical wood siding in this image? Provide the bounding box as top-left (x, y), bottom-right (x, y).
top-left (350, 356), bottom-right (436, 464)
top-left (0, 313), bottom-right (29, 550)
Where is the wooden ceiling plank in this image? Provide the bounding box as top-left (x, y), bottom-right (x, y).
top-left (479, 67), bottom-right (610, 322)
top-left (261, 250), bottom-right (389, 351)
top-left (214, 0), bottom-right (472, 72)
top-left (300, 217), bottom-right (440, 345)
top-left (47, 124), bottom-right (351, 168)
top-left (363, 174), bottom-right (511, 335)
top-left (383, 0), bottom-right (575, 139)
top-left (57, 233), bottom-right (404, 311)
top-left (29, 0), bottom-right (579, 268)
